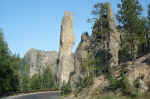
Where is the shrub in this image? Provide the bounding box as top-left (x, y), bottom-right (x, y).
top-left (30, 74), bottom-right (41, 90)
top-left (60, 81), bottom-right (72, 96)
top-left (83, 75), bottom-right (93, 87)
top-left (120, 72), bottom-right (137, 96)
top-left (74, 75), bottom-right (94, 96)
top-left (92, 86), bottom-right (101, 99)
top-left (102, 96), bottom-right (131, 99)
top-left (108, 74), bottom-right (119, 90)
top-left (134, 78), bottom-right (141, 89)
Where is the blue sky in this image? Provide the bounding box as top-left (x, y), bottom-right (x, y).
top-left (0, 0), bottom-right (149, 57)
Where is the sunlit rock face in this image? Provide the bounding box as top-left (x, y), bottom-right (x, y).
top-left (57, 12), bottom-right (75, 85)
top-left (74, 32), bottom-right (90, 75)
top-left (106, 2), bottom-right (120, 70)
top-left (23, 48), bottom-right (58, 77)
top-left (70, 3), bottom-right (121, 88)
top-left (70, 32), bottom-right (91, 89)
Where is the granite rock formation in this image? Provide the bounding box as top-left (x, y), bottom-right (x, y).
top-left (71, 32), bottom-right (90, 88)
top-left (106, 2), bottom-right (120, 71)
top-left (57, 12), bottom-right (75, 85)
top-left (23, 48), bottom-right (58, 77)
top-left (71, 2), bottom-right (120, 87)
top-left (74, 32), bottom-right (90, 75)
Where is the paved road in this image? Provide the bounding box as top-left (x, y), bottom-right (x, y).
top-left (2, 91), bottom-right (60, 99)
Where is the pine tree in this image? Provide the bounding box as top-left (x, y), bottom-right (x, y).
top-left (90, 2), bottom-right (111, 57)
top-left (117, 0), bottom-right (146, 60)
top-left (148, 4), bottom-right (150, 21)
top-left (0, 30), bottom-right (12, 94)
top-left (138, 17), bottom-right (150, 54)
top-left (91, 3), bottom-right (110, 36)
top-left (0, 30), bottom-right (21, 95)
top-left (89, 2), bottom-right (113, 73)
top-left (146, 4), bottom-right (150, 52)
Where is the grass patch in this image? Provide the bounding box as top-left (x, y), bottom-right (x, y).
top-left (102, 96), bottom-right (131, 99)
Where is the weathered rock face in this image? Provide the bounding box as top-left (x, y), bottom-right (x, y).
top-left (70, 32), bottom-right (90, 88)
top-left (106, 3), bottom-right (120, 71)
top-left (103, 3), bottom-right (120, 72)
top-left (57, 12), bottom-right (75, 84)
top-left (71, 3), bottom-right (120, 87)
top-left (23, 48), bottom-right (58, 77)
top-left (74, 32), bottom-right (90, 74)
top-left (124, 54), bottom-right (150, 93)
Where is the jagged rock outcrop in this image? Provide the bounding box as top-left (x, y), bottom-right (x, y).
top-left (74, 32), bottom-right (90, 75)
top-left (23, 48), bottom-right (58, 77)
top-left (57, 12), bottom-right (75, 85)
top-left (70, 32), bottom-right (90, 88)
top-left (70, 2), bottom-right (120, 88)
top-left (106, 3), bottom-right (120, 71)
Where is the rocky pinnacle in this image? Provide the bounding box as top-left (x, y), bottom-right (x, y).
top-left (106, 2), bottom-right (120, 71)
top-left (57, 12), bottom-right (75, 85)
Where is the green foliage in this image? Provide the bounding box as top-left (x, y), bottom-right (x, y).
top-left (82, 52), bottom-right (96, 78)
top-left (100, 92), bottom-right (150, 99)
top-left (41, 66), bottom-right (56, 89)
top-left (90, 2), bottom-right (113, 75)
top-left (102, 96), bottom-right (131, 99)
top-left (20, 65), bottom-right (56, 91)
top-left (19, 63), bottom-right (30, 91)
top-left (101, 93), bottom-right (150, 99)
top-left (134, 78), bottom-right (141, 89)
top-left (30, 74), bottom-right (41, 90)
top-left (108, 67), bottom-right (136, 96)
top-left (74, 75), bottom-right (94, 97)
top-left (120, 73), bottom-right (132, 94)
top-left (108, 75), bottom-right (119, 90)
top-left (20, 73), bottom-right (31, 91)
top-left (148, 4), bottom-right (150, 21)
top-left (91, 86), bottom-right (101, 99)
top-left (134, 74), bottom-right (145, 89)
top-left (78, 75), bottom-right (93, 89)
top-left (60, 82), bottom-right (72, 96)
top-left (117, 0), bottom-right (146, 59)
top-left (119, 70), bottom-right (137, 96)
top-left (90, 2), bottom-right (111, 40)
top-left (0, 30), bottom-right (21, 95)
top-left (119, 47), bottom-right (132, 63)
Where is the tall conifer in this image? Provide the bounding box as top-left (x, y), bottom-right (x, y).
top-left (117, 0), bottom-right (145, 59)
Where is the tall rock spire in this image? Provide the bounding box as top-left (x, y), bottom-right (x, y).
top-left (57, 12), bottom-right (75, 85)
top-left (106, 2), bottom-right (120, 71)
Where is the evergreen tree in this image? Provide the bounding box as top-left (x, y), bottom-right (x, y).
top-left (90, 2), bottom-right (113, 73)
top-left (19, 64), bottom-right (30, 91)
top-left (117, 0), bottom-right (146, 60)
top-left (0, 30), bottom-right (12, 94)
top-left (0, 30), bottom-right (21, 95)
top-left (147, 4), bottom-right (150, 52)
top-left (91, 3), bottom-right (110, 36)
top-left (41, 66), bottom-right (55, 89)
top-left (138, 17), bottom-right (150, 54)
top-left (148, 4), bottom-right (150, 22)
top-left (141, 4), bottom-right (150, 53)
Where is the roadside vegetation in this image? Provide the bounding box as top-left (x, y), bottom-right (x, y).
top-left (19, 65), bottom-right (56, 92)
top-left (0, 30), bottom-right (21, 96)
top-left (0, 30), bottom-right (56, 96)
